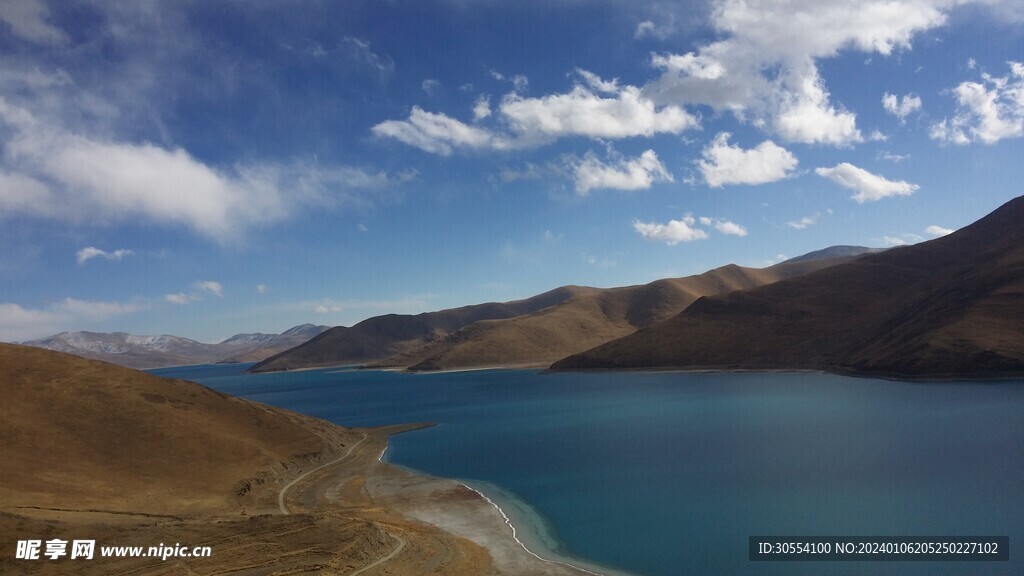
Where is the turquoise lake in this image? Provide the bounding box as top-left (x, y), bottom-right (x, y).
top-left (150, 364), bottom-right (1023, 576)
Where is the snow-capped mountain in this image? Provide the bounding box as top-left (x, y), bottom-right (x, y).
top-left (20, 324), bottom-right (330, 369)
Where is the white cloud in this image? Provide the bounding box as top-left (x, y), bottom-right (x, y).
top-left (373, 72), bottom-right (698, 154)
top-left (714, 219), bottom-right (748, 236)
top-left (633, 213), bottom-right (747, 244)
top-left (165, 293), bottom-right (193, 305)
top-left (572, 150), bottom-right (673, 195)
top-left (633, 214), bottom-right (708, 245)
top-left (773, 67), bottom-right (863, 145)
top-left (0, 101), bottom-right (407, 243)
top-left (634, 12), bottom-right (677, 41)
top-left (882, 92), bottom-right (923, 123)
top-left (473, 95), bottom-right (492, 121)
top-left (512, 74), bottom-right (529, 93)
top-left (314, 304), bottom-right (343, 314)
top-left (926, 224), bottom-right (954, 236)
top-left (372, 106), bottom-right (507, 155)
top-left (421, 78), bottom-right (441, 96)
top-left (255, 283), bottom-right (269, 294)
top-left (76, 246), bottom-right (133, 265)
top-left (1, 297), bottom-right (145, 342)
top-left (786, 213), bottom-right (821, 229)
top-left (641, 0), bottom-right (981, 146)
top-left (882, 233), bottom-right (924, 246)
top-left (575, 69), bottom-right (620, 94)
top-left (930, 61), bottom-right (1024, 144)
top-left (697, 132), bottom-right (798, 187)
top-left (500, 80), bottom-right (698, 140)
top-left (815, 162), bottom-right (919, 203)
top-left (635, 20), bottom-right (658, 39)
top-left (0, 0), bottom-right (67, 45)
top-left (877, 150), bottom-right (910, 162)
top-left (195, 280), bottom-right (223, 297)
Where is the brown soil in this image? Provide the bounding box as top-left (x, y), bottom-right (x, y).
top-left (0, 345), bottom-right (603, 575)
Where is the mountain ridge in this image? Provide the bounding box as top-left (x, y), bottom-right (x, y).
top-left (20, 323), bottom-right (330, 369)
top-left (552, 196), bottom-right (1024, 379)
top-left (254, 246), bottom-right (878, 373)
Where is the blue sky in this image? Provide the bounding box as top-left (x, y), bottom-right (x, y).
top-left (1, 0), bottom-right (1023, 342)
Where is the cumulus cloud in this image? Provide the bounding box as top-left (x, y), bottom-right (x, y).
top-left (571, 150), bottom-right (672, 195)
top-left (0, 297), bottom-right (145, 342)
top-left (633, 214), bottom-right (708, 245)
top-left (816, 163), bottom-right (919, 203)
top-left (926, 224), bottom-right (954, 236)
top-left (76, 246), bottom-right (133, 265)
top-left (373, 71), bottom-right (697, 154)
top-left (314, 303), bottom-right (343, 314)
top-left (0, 101), bottom-right (407, 243)
top-left (195, 280), bottom-right (223, 297)
top-left (713, 219), bottom-right (748, 236)
top-left (500, 81), bottom-right (698, 140)
top-left (882, 92), bottom-right (923, 123)
top-left (473, 95), bottom-right (492, 121)
top-left (634, 213), bottom-right (748, 244)
top-left (255, 283), bottom-right (269, 294)
top-left (641, 0), bottom-right (980, 146)
top-left (930, 61), bottom-right (1024, 144)
top-left (698, 132), bottom-right (798, 187)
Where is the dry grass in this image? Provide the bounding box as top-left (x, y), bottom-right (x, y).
top-left (555, 196), bottom-right (1024, 379)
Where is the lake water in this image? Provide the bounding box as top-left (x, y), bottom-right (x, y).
top-left (150, 364), bottom-right (1023, 576)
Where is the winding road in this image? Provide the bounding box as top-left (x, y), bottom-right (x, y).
top-left (348, 533), bottom-right (407, 576)
top-left (277, 433), bottom-right (367, 515)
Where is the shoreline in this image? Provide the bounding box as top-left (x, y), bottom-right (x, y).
top-left (376, 438), bottom-right (631, 576)
top-left (458, 481), bottom-right (629, 576)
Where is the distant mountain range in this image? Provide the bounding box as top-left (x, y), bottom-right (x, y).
top-left (20, 324), bottom-right (329, 369)
top-left (553, 195), bottom-right (1024, 379)
top-left (30, 199), bottom-right (1018, 382)
top-left (251, 247), bottom-right (878, 373)
top-left (250, 286), bottom-right (597, 372)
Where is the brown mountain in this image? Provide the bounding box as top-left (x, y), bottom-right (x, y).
top-left (0, 344), bottom-right (503, 575)
top-left (552, 195), bottom-right (1024, 379)
top-left (249, 285), bottom-right (598, 372)
top-left (374, 257), bottom-right (858, 372)
top-left (0, 342), bottom-right (353, 515)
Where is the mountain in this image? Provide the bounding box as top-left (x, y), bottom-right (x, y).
top-left (372, 256), bottom-right (859, 372)
top-left (0, 344), bottom-right (492, 575)
top-left (255, 248), bottom-right (864, 373)
top-left (0, 343), bottom-right (353, 515)
top-left (783, 245), bottom-right (886, 263)
top-left (20, 323), bottom-right (329, 369)
top-left (249, 286), bottom-right (598, 372)
top-left (553, 196), bottom-right (1024, 379)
